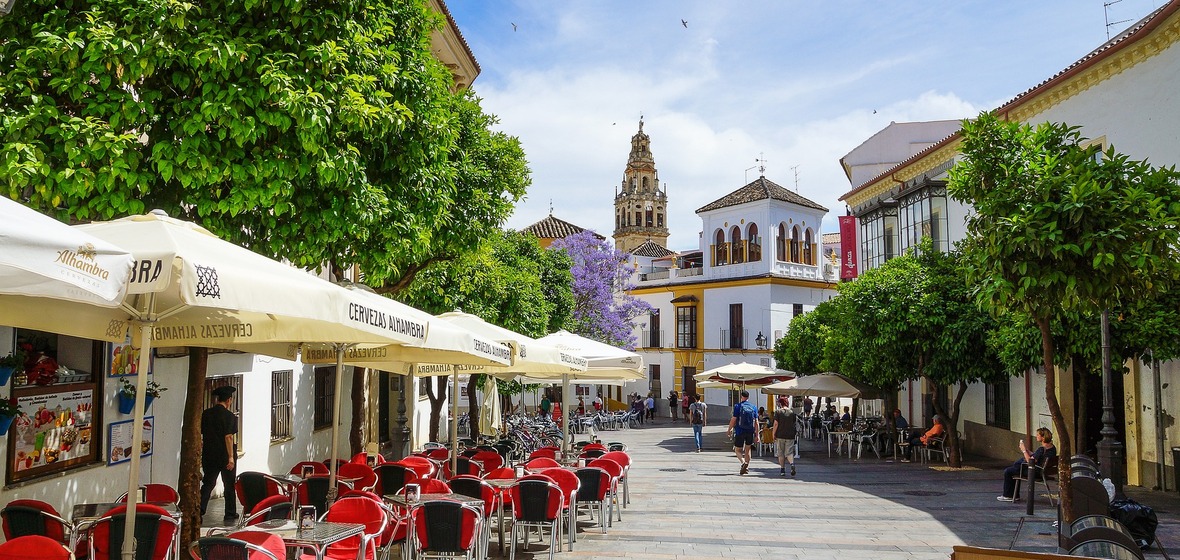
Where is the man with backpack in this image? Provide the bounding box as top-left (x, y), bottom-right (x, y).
top-left (727, 389), bottom-right (759, 475)
top-left (688, 394), bottom-right (707, 452)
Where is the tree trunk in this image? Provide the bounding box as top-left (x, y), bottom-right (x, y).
top-left (1038, 316), bottom-right (1074, 523)
top-left (467, 374), bottom-right (481, 437)
top-left (945, 380), bottom-right (969, 468)
top-left (426, 376), bottom-right (445, 443)
top-left (1073, 354), bottom-right (1088, 454)
top-left (178, 348), bottom-right (208, 549)
top-left (349, 367), bottom-right (366, 456)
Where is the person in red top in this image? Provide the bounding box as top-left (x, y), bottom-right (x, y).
top-left (902, 415), bottom-right (945, 462)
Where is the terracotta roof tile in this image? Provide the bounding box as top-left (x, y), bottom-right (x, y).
top-left (628, 240), bottom-right (676, 257)
top-left (696, 176), bottom-right (828, 214)
top-left (521, 215), bottom-right (604, 240)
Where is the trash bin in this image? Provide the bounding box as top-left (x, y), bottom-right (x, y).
top-left (1173, 447), bottom-right (1180, 494)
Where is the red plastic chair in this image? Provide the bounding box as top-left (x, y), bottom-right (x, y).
top-left (417, 478), bottom-right (452, 495)
top-left (448, 475), bottom-right (500, 559)
top-left (508, 478), bottom-right (564, 560)
top-left (235, 472), bottom-right (286, 515)
top-left (89, 504), bottom-right (178, 560)
top-left (308, 496), bottom-right (387, 560)
top-left (420, 447), bottom-right (450, 461)
top-left (582, 443), bottom-right (607, 452)
top-left (289, 461), bottom-right (329, 477)
top-left (527, 447), bottom-right (559, 461)
top-left (587, 458), bottom-right (623, 524)
top-left (601, 451), bottom-right (632, 507)
top-left (0, 499), bottom-right (70, 544)
top-left (373, 463), bottom-right (418, 496)
top-left (191, 530), bottom-right (285, 560)
top-left (337, 462), bottom-right (378, 492)
top-left (348, 451), bottom-right (387, 466)
top-left (296, 475), bottom-right (353, 517)
top-left (470, 450), bottom-right (504, 474)
top-left (527, 470), bottom-right (579, 551)
top-left (397, 456), bottom-right (437, 480)
top-left (482, 467), bottom-right (517, 481)
top-left (574, 466), bottom-right (613, 533)
top-left (410, 500), bottom-right (482, 560)
top-left (117, 483), bottom-right (180, 505)
top-left (0, 534), bottom-right (70, 560)
top-left (442, 456), bottom-right (482, 480)
top-left (525, 457), bottom-right (561, 471)
top-left (242, 494), bottom-right (294, 527)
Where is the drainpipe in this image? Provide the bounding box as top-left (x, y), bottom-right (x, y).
top-left (1025, 368), bottom-right (1033, 447)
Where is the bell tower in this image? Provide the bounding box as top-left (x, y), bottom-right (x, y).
top-left (613, 118), bottom-right (670, 252)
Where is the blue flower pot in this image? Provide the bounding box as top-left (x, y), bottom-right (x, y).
top-left (0, 414), bottom-right (13, 436)
top-left (118, 393), bottom-right (154, 415)
top-left (0, 366), bottom-right (13, 386)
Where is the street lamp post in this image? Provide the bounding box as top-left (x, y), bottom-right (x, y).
top-left (1097, 309), bottom-right (1126, 496)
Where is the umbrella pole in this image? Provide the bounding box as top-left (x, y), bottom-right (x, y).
top-left (450, 368), bottom-right (459, 477)
top-left (562, 374), bottom-right (570, 458)
top-left (121, 322), bottom-right (153, 560)
top-left (328, 344), bottom-right (348, 500)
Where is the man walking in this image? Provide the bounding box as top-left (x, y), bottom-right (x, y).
top-left (688, 394), bottom-right (707, 452)
top-left (772, 396), bottom-right (798, 477)
top-left (726, 389), bottom-right (758, 475)
top-left (200, 385), bottom-right (239, 524)
top-left (645, 393), bottom-right (655, 422)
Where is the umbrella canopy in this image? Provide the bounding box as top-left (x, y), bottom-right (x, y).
top-left (535, 330), bottom-right (643, 454)
top-left (0, 197), bottom-right (134, 304)
top-left (763, 372), bottom-right (883, 399)
top-left (438, 312), bottom-right (589, 375)
top-left (5, 211), bottom-right (434, 560)
top-left (694, 362), bottom-right (794, 385)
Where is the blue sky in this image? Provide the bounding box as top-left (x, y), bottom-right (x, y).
top-left (446, 1), bottom-right (1163, 251)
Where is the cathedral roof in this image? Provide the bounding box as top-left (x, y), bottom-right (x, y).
top-left (695, 176), bottom-right (828, 214)
top-left (628, 240), bottom-right (676, 258)
top-left (521, 214), bottom-right (604, 241)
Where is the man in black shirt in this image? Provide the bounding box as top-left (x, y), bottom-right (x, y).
top-left (772, 397), bottom-right (798, 477)
top-left (200, 385), bottom-right (239, 523)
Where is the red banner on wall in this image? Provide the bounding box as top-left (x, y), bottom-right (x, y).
top-left (838, 216), bottom-right (858, 280)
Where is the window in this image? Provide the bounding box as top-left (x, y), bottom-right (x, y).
top-left (634, 212), bottom-right (641, 226)
top-left (649, 364), bottom-right (660, 386)
top-left (793, 304), bottom-right (803, 318)
top-left (681, 366), bottom-right (697, 396)
top-left (713, 230), bottom-right (727, 266)
top-left (728, 304), bottom-right (743, 349)
top-left (205, 374), bottom-right (244, 446)
top-left (271, 370), bottom-right (292, 441)
top-left (314, 367), bottom-right (336, 430)
top-left (676, 306), bottom-right (697, 349)
top-left (859, 205), bottom-right (898, 271)
top-left (790, 226), bottom-right (801, 263)
top-left (986, 381), bottom-right (1011, 430)
top-left (747, 223), bottom-right (761, 262)
top-left (657, 213), bottom-right (664, 227)
top-left (729, 226), bottom-right (744, 264)
top-left (899, 184), bottom-right (950, 255)
top-left (776, 223), bottom-right (787, 261)
top-left (645, 205), bottom-right (653, 227)
top-left (648, 311), bottom-right (661, 348)
top-left (803, 229), bottom-right (814, 265)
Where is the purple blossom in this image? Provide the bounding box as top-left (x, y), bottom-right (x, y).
top-left (551, 231), bottom-right (653, 350)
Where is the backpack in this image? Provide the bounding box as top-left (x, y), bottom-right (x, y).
top-left (691, 406), bottom-right (703, 425)
top-left (737, 402), bottom-right (757, 431)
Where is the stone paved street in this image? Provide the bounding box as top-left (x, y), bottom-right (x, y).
top-left (203, 419), bottom-right (1179, 559)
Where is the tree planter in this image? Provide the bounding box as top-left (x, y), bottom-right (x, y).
top-left (118, 393), bottom-right (155, 415)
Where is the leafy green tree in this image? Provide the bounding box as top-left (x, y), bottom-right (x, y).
top-left (948, 112), bottom-right (1180, 521)
top-left (774, 300), bottom-right (839, 375)
top-left (399, 230), bottom-right (573, 441)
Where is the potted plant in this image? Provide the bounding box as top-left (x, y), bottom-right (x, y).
top-left (0, 397), bottom-right (22, 435)
top-left (118, 378), bottom-right (167, 415)
top-left (0, 347), bottom-right (26, 386)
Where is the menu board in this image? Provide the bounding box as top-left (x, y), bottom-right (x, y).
top-left (10, 390), bottom-right (95, 473)
top-left (107, 416), bottom-right (154, 466)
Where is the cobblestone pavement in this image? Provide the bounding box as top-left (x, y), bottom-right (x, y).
top-left (203, 419), bottom-right (1179, 559)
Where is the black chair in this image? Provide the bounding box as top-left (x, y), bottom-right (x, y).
top-left (374, 463), bottom-right (416, 496)
top-left (574, 467), bottom-right (612, 534)
top-left (296, 476), bottom-right (352, 517)
top-left (409, 500), bottom-right (483, 560)
top-left (1015, 455), bottom-right (1058, 514)
top-left (235, 471), bottom-right (284, 515)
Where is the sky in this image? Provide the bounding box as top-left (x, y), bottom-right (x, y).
top-left (445, 1), bottom-right (1164, 251)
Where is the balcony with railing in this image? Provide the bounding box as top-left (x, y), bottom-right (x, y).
top-left (639, 329), bottom-right (668, 349)
top-left (719, 328), bottom-right (747, 350)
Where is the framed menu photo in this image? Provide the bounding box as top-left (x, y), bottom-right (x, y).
top-left (107, 416), bottom-right (154, 466)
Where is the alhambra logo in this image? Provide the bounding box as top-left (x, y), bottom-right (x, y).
top-left (55, 244), bottom-right (111, 280)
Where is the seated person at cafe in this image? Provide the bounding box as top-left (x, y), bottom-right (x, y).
top-left (758, 407), bottom-right (770, 426)
top-left (903, 415), bottom-right (945, 462)
top-left (840, 406), bottom-right (851, 425)
top-left (892, 409), bottom-right (908, 431)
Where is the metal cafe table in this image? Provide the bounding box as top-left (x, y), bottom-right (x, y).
top-left (250, 518), bottom-right (365, 560)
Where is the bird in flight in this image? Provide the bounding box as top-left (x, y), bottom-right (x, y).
top-left (681, 19), bottom-right (688, 28)
top-left (511, 22), bottom-right (517, 32)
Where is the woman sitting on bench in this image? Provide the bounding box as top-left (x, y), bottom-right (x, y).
top-left (998, 427), bottom-right (1056, 502)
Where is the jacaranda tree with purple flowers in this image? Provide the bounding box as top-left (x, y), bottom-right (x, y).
top-left (551, 231), bottom-right (653, 350)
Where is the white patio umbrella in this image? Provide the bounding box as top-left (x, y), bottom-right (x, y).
top-left (535, 330), bottom-right (643, 455)
top-left (694, 362), bottom-right (795, 385)
top-left (763, 372), bottom-right (882, 399)
top-left (0, 196), bottom-right (134, 304)
top-left (479, 375), bottom-right (501, 437)
top-left (4, 211), bottom-right (432, 560)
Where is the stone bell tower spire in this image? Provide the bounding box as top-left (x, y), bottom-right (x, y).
top-left (613, 117), bottom-right (670, 252)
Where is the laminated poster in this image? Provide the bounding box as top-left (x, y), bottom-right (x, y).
top-left (11, 390), bottom-right (95, 472)
top-left (107, 331), bottom-right (152, 377)
top-left (107, 416), bottom-right (154, 466)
